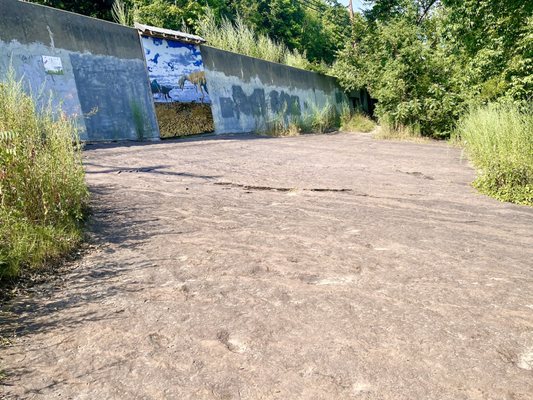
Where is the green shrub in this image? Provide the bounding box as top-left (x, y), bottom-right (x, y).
top-left (333, 16), bottom-right (464, 138)
top-left (0, 70), bottom-right (88, 279)
top-left (453, 104), bottom-right (533, 205)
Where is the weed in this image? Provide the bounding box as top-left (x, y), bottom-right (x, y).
top-left (112, 0), bottom-right (133, 26)
top-left (306, 102), bottom-right (338, 134)
top-left (340, 103), bottom-right (375, 133)
top-left (453, 103), bottom-right (532, 205)
top-left (374, 123), bottom-right (429, 142)
top-left (131, 101), bottom-right (145, 141)
top-left (261, 111), bottom-right (301, 137)
top-left (0, 68), bottom-right (88, 279)
top-left (259, 102), bottom-right (341, 137)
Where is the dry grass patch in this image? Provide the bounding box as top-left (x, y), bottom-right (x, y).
top-left (374, 124), bottom-right (432, 143)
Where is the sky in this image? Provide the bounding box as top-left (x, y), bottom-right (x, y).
top-left (337, 0), bottom-right (369, 11)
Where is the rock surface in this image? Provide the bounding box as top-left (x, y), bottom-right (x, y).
top-left (1, 133), bottom-right (532, 399)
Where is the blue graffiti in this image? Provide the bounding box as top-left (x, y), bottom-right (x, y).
top-left (152, 38), bottom-right (163, 46)
top-left (166, 39), bottom-right (194, 50)
top-left (191, 47), bottom-right (202, 57)
top-left (149, 53), bottom-right (160, 64)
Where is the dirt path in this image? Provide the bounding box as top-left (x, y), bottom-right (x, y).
top-left (2, 133), bottom-right (532, 399)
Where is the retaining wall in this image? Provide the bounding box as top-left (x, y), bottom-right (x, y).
top-left (200, 46), bottom-right (349, 134)
top-left (0, 0), bottom-right (159, 141)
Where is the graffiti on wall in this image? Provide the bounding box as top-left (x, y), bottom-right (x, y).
top-left (141, 35), bottom-right (210, 104)
top-left (219, 86), bottom-right (302, 119)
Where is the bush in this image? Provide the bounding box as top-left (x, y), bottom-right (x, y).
top-left (453, 104), bottom-right (533, 205)
top-left (337, 17), bottom-right (466, 138)
top-left (0, 70), bottom-right (88, 279)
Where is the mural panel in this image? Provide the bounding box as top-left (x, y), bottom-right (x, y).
top-left (141, 35), bottom-right (210, 104)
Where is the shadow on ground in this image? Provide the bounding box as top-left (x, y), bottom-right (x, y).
top-left (0, 185), bottom-right (153, 359)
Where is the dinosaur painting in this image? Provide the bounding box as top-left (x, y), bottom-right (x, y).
top-left (151, 79), bottom-right (173, 101)
top-left (178, 71), bottom-right (209, 103)
top-left (142, 36), bottom-right (210, 104)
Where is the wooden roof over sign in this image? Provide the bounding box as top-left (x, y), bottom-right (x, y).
top-left (135, 23), bottom-right (206, 44)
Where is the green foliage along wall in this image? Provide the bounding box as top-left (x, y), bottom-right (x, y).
top-left (333, 0), bottom-right (533, 137)
top-left (31, 0), bottom-right (352, 68)
top-left (332, 0), bottom-right (532, 205)
top-left (29, 0), bottom-right (532, 138)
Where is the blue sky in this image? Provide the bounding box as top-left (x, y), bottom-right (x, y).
top-left (337, 0), bottom-right (369, 11)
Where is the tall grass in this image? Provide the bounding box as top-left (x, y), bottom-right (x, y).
top-left (453, 103), bottom-right (532, 205)
top-left (0, 70), bottom-right (88, 279)
top-left (261, 113), bottom-right (302, 137)
top-left (197, 9), bottom-right (311, 70)
top-left (261, 102), bottom-right (340, 137)
top-left (340, 103), bottom-right (376, 133)
top-left (307, 103), bottom-right (339, 134)
top-left (112, 0), bottom-right (133, 26)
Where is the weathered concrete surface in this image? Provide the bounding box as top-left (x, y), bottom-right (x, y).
top-left (1, 133), bottom-right (533, 399)
top-left (0, 0), bottom-right (159, 141)
top-left (202, 46), bottom-right (348, 134)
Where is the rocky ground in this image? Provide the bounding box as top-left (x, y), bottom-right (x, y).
top-left (1, 133), bottom-right (532, 399)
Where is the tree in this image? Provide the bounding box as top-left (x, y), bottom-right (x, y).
top-left (31, 0), bottom-right (115, 20)
top-left (440, 0), bottom-right (533, 104)
top-left (334, 0), bottom-right (532, 137)
top-left (363, 0), bottom-right (440, 23)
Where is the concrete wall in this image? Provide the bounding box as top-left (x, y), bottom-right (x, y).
top-left (200, 46), bottom-right (349, 134)
top-left (0, 0), bottom-right (159, 141)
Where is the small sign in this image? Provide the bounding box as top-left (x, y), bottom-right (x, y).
top-left (42, 55), bottom-right (63, 75)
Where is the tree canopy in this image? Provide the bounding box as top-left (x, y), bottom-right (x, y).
top-left (334, 0), bottom-right (532, 136)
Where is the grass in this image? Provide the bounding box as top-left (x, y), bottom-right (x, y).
top-left (453, 103), bottom-right (532, 205)
top-left (374, 123), bottom-right (431, 142)
top-left (370, 112), bottom-right (435, 142)
top-left (112, 0), bottom-right (132, 26)
top-left (340, 104), bottom-right (376, 133)
top-left (261, 113), bottom-right (302, 137)
top-left (197, 8), bottom-right (311, 70)
top-left (0, 69), bottom-right (88, 280)
top-left (306, 103), bottom-right (338, 134)
top-left (261, 103), bottom-right (339, 137)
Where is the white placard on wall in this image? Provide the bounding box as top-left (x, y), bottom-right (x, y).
top-left (42, 55), bottom-right (63, 75)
